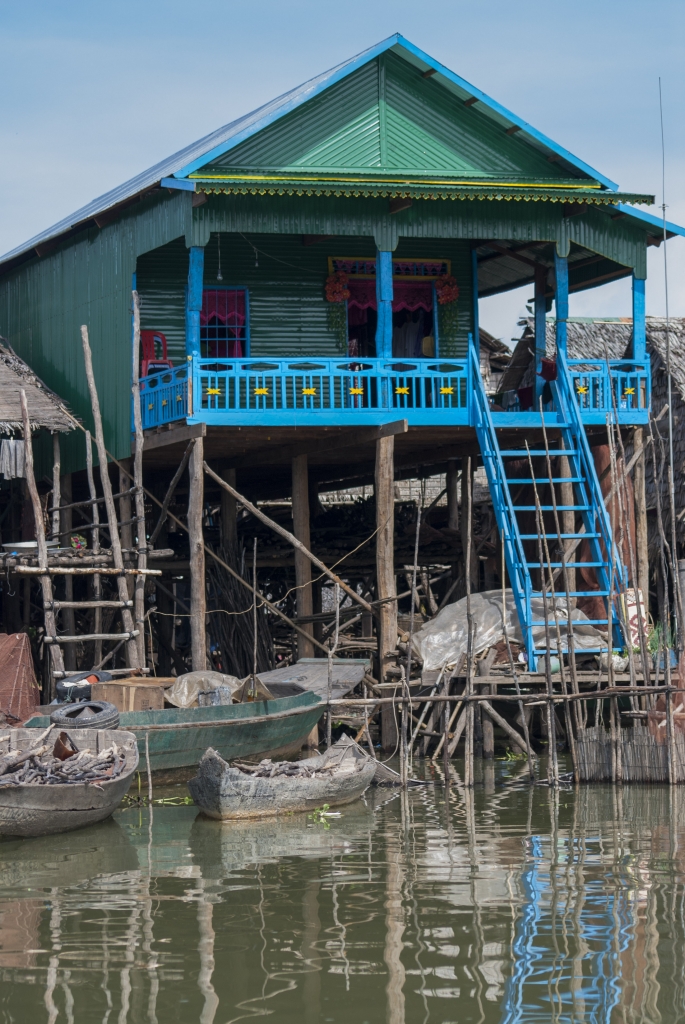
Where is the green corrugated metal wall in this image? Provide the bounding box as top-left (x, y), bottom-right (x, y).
top-left (0, 191), bottom-right (191, 474)
top-left (135, 222), bottom-right (474, 369)
top-left (203, 52), bottom-right (574, 183)
top-left (137, 233), bottom-right (474, 362)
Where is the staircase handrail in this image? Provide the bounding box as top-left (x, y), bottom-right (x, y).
top-left (555, 347), bottom-right (626, 595)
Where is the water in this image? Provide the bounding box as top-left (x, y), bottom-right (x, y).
top-left (2, 759), bottom-right (685, 1023)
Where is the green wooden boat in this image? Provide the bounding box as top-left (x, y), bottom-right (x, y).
top-left (24, 690), bottom-right (324, 773)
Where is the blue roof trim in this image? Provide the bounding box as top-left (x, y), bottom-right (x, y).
top-left (392, 37), bottom-right (618, 192)
top-left (172, 36), bottom-right (397, 179)
top-left (616, 203), bottom-right (685, 239)
top-left (161, 177), bottom-right (195, 191)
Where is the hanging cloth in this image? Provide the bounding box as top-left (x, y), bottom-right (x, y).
top-left (0, 439), bottom-right (25, 479)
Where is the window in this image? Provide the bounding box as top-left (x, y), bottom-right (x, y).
top-left (200, 288), bottom-right (249, 357)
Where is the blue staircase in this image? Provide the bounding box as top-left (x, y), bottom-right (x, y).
top-left (470, 344), bottom-right (625, 668)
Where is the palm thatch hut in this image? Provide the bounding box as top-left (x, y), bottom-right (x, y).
top-left (0, 339), bottom-right (74, 436)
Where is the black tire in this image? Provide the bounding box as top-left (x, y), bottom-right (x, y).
top-left (49, 700), bottom-right (120, 730)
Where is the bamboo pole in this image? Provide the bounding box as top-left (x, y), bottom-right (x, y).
top-left (84, 430), bottom-right (102, 666)
top-left (20, 390), bottom-right (65, 689)
top-left (189, 438), bottom-right (207, 671)
top-left (51, 434), bottom-right (61, 541)
top-left (148, 442), bottom-right (193, 547)
top-left (501, 536), bottom-right (535, 778)
top-left (464, 456), bottom-right (475, 788)
top-left (131, 291), bottom-right (147, 667)
top-left (80, 325), bottom-right (140, 669)
top-left (292, 453), bottom-right (315, 660)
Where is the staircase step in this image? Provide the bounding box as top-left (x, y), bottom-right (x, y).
top-left (499, 449), bottom-right (578, 457)
top-left (512, 504), bottom-right (590, 512)
top-left (505, 477), bottom-right (583, 485)
top-left (51, 599), bottom-right (133, 610)
top-left (520, 561), bottom-right (606, 569)
top-left (519, 532), bottom-right (600, 540)
top-left (44, 630), bottom-right (140, 644)
top-left (531, 590), bottom-right (611, 598)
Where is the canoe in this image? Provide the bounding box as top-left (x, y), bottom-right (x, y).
top-left (24, 687), bottom-right (324, 774)
top-left (0, 727), bottom-right (138, 838)
top-left (188, 738), bottom-right (377, 820)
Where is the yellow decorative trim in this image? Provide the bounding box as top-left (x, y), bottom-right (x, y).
top-left (254, 387), bottom-right (269, 395)
top-left (349, 387), bottom-right (364, 394)
top-left (395, 387), bottom-right (410, 394)
top-left (189, 172), bottom-right (602, 190)
top-left (205, 388), bottom-right (222, 395)
top-left (302, 387), bottom-right (317, 395)
top-left (440, 387), bottom-right (454, 394)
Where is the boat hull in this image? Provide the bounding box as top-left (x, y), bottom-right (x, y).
top-left (188, 748), bottom-right (377, 819)
top-left (24, 692), bottom-right (324, 773)
top-left (0, 728), bottom-right (139, 838)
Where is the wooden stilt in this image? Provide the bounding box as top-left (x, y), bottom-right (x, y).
top-left (446, 459), bottom-right (459, 531)
top-left (220, 467), bottom-right (238, 551)
top-left (481, 682), bottom-right (495, 759)
top-left (59, 472), bottom-right (76, 671)
top-left (84, 430), bottom-right (102, 667)
top-left (461, 457), bottom-right (478, 595)
top-left (376, 435), bottom-right (397, 751)
top-left (51, 434), bottom-right (61, 541)
top-left (80, 325), bottom-right (140, 670)
top-left (188, 437), bottom-right (207, 671)
top-left (19, 390), bottom-right (64, 688)
top-left (464, 456), bottom-right (475, 787)
top-left (131, 290), bottom-right (147, 668)
top-left (292, 454), bottom-right (314, 660)
top-left (633, 426), bottom-right (649, 608)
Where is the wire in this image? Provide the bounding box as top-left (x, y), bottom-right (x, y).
top-left (238, 233), bottom-right (322, 277)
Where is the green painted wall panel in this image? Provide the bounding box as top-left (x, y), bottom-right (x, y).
top-left (137, 237), bottom-right (188, 364)
top-left (198, 52), bottom-right (574, 184)
top-left (211, 62), bottom-right (381, 173)
top-left (0, 191), bottom-right (191, 473)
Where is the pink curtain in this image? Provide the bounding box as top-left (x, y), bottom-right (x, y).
top-left (201, 289), bottom-right (246, 329)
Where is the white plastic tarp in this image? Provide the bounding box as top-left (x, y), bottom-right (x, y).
top-left (165, 670), bottom-right (242, 709)
top-left (411, 589), bottom-right (607, 672)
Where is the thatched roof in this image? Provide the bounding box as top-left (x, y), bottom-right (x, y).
top-left (0, 340), bottom-right (74, 434)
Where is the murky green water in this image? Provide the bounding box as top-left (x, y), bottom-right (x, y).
top-left (2, 759), bottom-right (685, 1023)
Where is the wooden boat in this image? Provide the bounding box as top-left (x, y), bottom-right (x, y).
top-left (0, 727), bottom-right (139, 838)
top-left (188, 737), bottom-right (377, 820)
top-left (24, 687), bottom-right (324, 774)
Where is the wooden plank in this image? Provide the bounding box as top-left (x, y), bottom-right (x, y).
top-left (259, 660), bottom-right (367, 700)
top-left (292, 454), bottom-right (314, 659)
top-left (188, 437), bottom-right (207, 670)
top-left (137, 421), bottom-right (206, 452)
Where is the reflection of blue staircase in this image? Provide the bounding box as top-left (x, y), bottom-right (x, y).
top-left (470, 343), bottom-right (625, 668)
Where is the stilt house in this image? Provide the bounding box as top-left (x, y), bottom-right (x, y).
top-left (0, 34), bottom-right (683, 670)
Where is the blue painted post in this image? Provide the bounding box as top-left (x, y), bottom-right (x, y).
top-left (534, 264), bottom-right (547, 407)
top-left (471, 248), bottom-right (480, 360)
top-left (375, 250), bottom-right (393, 360)
top-left (632, 275), bottom-right (646, 360)
top-left (554, 251), bottom-right (568, 356)
top-left (186, 246), bottom-right (205, 358)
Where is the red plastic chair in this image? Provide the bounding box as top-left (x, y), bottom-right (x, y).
top-left (141, 330), bottom-right (173, 377)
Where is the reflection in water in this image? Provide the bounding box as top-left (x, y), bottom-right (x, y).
top-left (1, 766), bottom-right (685, 1021)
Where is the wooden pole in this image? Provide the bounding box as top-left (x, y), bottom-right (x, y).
top-left (461, 457), bottom-right (478, 595)
top-left (84, 430), bottom-right (102, 667)
top-left (188, 437), bottom-right (207, 671)
top-left (376, 434), bottom-right (398, 751)
top-left (292, 454), bottom-right (315, 660)
top-left (633, 426), bottom-right (649, 606)
top-left (464, 456), bottom-right (475, 788)
top-left (220, 467), bottom-right (238, 551)
top-left (446, 459), bottom-right (459, 531)
top-left (80, 325), bottom-right (140, 670)
top-left (51, 434), bottom-right (61, 541)
top-left (148, 443), bottom-right (193, 548)
top-left (204, 463), bottom-right (372, 614)
top-left (19, 391), bottom-right (64, 687)
top-left (131, 290), bottom-right (147, 668)
top-left (59, 472), bottom-right (76, 671)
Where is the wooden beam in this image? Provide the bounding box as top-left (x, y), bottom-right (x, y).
top-left (292, 454), bottom-right (314, 659)
top-left (376, 433), bottom-right (397, 749)
top-left (464, 96), bottom-right (478, 106)
top-left (421, 67), bottom-right (437, 78)
top-left (389, 198), bottom-right (413, 215)
top-left (137, 420), bottom-right (206, 452)
top-left (220, 466), bottom-right (238, 550)
top-left (225, 420), bottom-right (408, 470)
top-left (188, 437), bottom-right (207, 670)
top-left (505, 125), bottom-right (522, 135)
top-left (302, 234), bottom-right (333, 246)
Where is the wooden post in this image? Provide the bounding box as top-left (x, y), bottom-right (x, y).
top-left (461, 457), bottom-right (478, 594)
top-left (131, 290), bottom-right (147, 668)
top-left (188, 437), bottom-right (207, 671)
top-left (20, 390), bottom-right (64, 686)
top-left (446, 459), bottom-right (459, 531)
top-left (376, 434), bottom-right (397, 751)
top-left (481, 683), bottom-right (494, 759)
top-left (80, 325), bottom-right (140, 670)
top-left (84, 430), bottom-right (102, 667)
top-left (292, 454), bottom-right (315, 660)
top-left (59, 472), bottom-right (76, 671)
top-left (51, 434), bottom-right (61, 541)
top-left (633, 426), bottom-right (649, 605)
top-left (220, 467), bottom-right (238, 552)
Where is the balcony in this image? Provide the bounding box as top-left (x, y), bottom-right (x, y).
top-left (137, 354), bottom-right (651, 432)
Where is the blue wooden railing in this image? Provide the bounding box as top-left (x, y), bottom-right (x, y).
top-left (137, 353), bottom-right (650, 430)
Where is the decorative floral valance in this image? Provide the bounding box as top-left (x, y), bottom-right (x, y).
top-left (347, 279), bottom-right (434, 313)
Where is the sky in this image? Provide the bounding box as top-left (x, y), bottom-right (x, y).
top-left (1, 0), bottom-right (684, 347)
